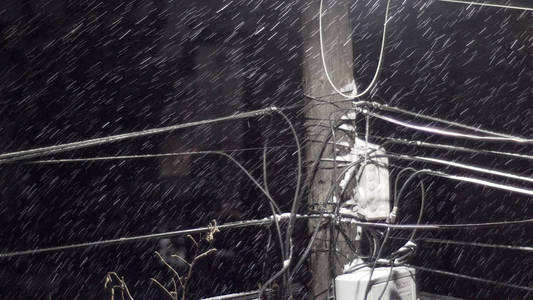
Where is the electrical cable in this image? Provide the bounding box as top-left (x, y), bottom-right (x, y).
top-left (199, 289), bottom-right (269, 300)
top-left (263, 138), bottom-right (287, 268)
top-left (377, 262), bottom-right (395, 300)
top-left (286, 113), bottom-right (351, 289)
top-left (385, 152), bottom-right (533, 185)
top-left (411, 237), bottom-right (533, 252)
top-left (286, 108), bottom-right (365, 286)
top-left (437, 0), bottom-right (533, 12)
top-left (327, 108), bottom-right (354, 288)
top-left (338, 214), bottom-right (533, 230)
top-left (364, 227), bottom-right (391, 300)
top-left (336, 226), bottom-right (361, 257)
top-left (363, 168), bottom-right (426, 300)
top-left (334, 120), bottom-right (533, 164)
top-left (17, 145), bottom-right (295, 165)
top-left (375, 136), bottom-right (533, 162)
top-left (260, 109), bottom-right (302, 299)
top-left (0, 107), bottom-right (282, 164)
top-left (0, 215), bottom-right (307, 258)
top-left (289, 156), bottom-right (371, 283)
top-left (368, 102), bottom-right (518, 139)
top-left (404, 264), bottom-right (533, 292)
top-left (368, 158), bottom-right (533, 198)
top-left (261, 226), bottom-right (273, 284)
top-left (395, 170), bottom-right (427, 241)
top-left (288, 218), bottom-right (326, 281)
top-left (14, 149), bottom-right (285, 216)
top-left (357, 108), bottom-right (533, 143)
top-left (3, 212), bottom-right (532, 259)
top-left (319, 0), bottom-right (391, 99)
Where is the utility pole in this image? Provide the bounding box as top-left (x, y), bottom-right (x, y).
top-left (302, 0), bottom-right (357, 298)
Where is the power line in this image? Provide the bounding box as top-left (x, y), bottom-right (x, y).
top-left (357, 108), bottom-right (533, 143)
top-left (367, 102), bottom-right (518, 139)
top-left (19, 146), bottom-right (295, 165)
top-left (2, 213), bottom-right (532, 259)
top-left (438, 0), bottom-right (533, 12)
top-left (405, 264), bottom-right (533, 292)
top-left (414, 237), bottom-right (533, 252)
top-left (384, 152), bottom-right (533, 184)
top-left (0, 215), bottom-right (299, 258)
top-left (0, 106), bottom-right (281, 164)
top-left (199, 289), bottom-right (266, 300)
top-left (347, 154), bottom-right (533, 197)
top-left (338, 214), bottom-right (533, 230)
top-left (376, 136), bottom-right (533, 162)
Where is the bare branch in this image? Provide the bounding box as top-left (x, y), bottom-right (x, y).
top-left (150, 278), bottom-right (176, 300)
top-left (186, 235), bottom-right (198, 248)
top-left (155, 251), bottom-right (183, 279)
top-left (195, 248), bottom-right (217, 261)
top-left (170, 254), bottom-right (191, 267)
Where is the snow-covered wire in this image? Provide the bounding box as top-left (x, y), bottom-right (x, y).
top-left (0, 217), bottom-right (283, 258)
top-left (199, 289), bottom-right (268, 300)
top-left (388, 236), bottom-right (533, 252)
top-left (0, 107), bottom-right (280, 164)
top-left (339, 215), bottom-right (533, 230)
top-left (376, 136), bottom-right (533, 162)
top-left (404, 264), bottom-right (533, 292)
top-left (3, 212), bottom-right (533, 259)
top-left (358, 108), bottom-right (533, 143)
top-left (438, 0), bottom-right (533, 12)
top-left (369, 102), bottom-right (519, 139)
top-left (386, 152), bottom-right (533, 185)
top-left (319, 0), bottom-right (391, 99)
top-left (13, 146), bottom-right (294, 165)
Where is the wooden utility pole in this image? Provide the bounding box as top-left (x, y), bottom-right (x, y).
top-left (302, 0), bottom-right (357, 298)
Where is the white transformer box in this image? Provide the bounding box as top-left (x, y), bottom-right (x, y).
top-left (335, 266), bottom-right (417, 300)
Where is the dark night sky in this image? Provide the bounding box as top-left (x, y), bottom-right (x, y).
top-left (0, 0), bottom-right (532, 299)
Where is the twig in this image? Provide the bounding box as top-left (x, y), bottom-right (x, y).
top-left (104, 272), bottom-right (134, 300)
top-left (150, 278), bottom-right (177, 300)
top-left (155, 251), bottom-right (182, 279)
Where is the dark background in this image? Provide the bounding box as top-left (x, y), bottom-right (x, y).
top-left (0, 0), bottom-right (532, 299)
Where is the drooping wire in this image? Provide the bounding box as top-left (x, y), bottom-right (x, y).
top-left (319, 0), bottom-right (391, 99)
top-left (263, 138), bottom-right (287, 269)
top-left (289, 156), bottom-right (368, 285)
top-left (259, 109), bottom-right (302, 299)
top-left (364, 227), bottom-right (391, 300)
top-left (377, 262), bottom-right (395, 300)
top-left (286, 110), bottom-right (360, 292)
top-left (288, 217), bottom-right (327, 281)
top-left (363, 164), bottom-right (425, 299)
